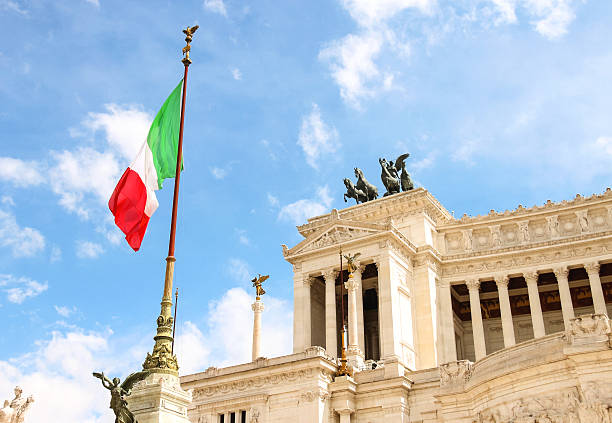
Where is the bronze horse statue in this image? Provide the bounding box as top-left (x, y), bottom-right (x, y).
top-left (343, 178), bottom-right (368, 204)
top-left (354, 168), bottom-right (378, 201)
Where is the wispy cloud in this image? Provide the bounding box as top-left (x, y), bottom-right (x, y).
top-left (267, 193), bottom-right (279, 207)
top-left (278, 186), bottom-right (333, 225)
top-left (226, 258), bottom-right (251, 283)
top-left (54, 305), bottom-right (77, 318)
top-left (75, 240), bottom-right (104, 259)
top-left (0, 157), bottom-right (44, 187)
top-left (204, 0), bottom-right (227, 16)
top-left (234, 228), bottom-right (250, 246)
top-left (0, 274), bottom-right (48, 304)
top-left (210, 166), bottom-right (229, 179)
top-left (0, 209), bottom-right (45, 257)
top-left (231, 67), bottom-right (242, 80)
top-left (297, 104), bottom-right (340, 169)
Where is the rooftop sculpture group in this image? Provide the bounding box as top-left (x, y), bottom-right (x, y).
top-left (343, 153), bottom-right (414, 204)
top-left (0, 387), bottom-right (34, 423)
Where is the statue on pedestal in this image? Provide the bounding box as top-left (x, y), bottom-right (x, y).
top-left (93, 371), bottom-right (149, 423)
top-left (251, 274), bottom-right (269, 299)
top-left (0, 386), bottom-right (34, 423)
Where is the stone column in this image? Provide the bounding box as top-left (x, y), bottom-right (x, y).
top-left (553, 267), bottom-right (574, 330)
top-left (466, 279), bottom-right (486, 361)
top-left (252, 299), bottom-right (264, 361)
top-left (585, 262), bottom-right (607, 316)
top-left (437, 280), bottom-right (457, 363)
top-left (523, 271), bottom-right (546, 338)
top-left (346, 269), bottom-right (364, 368)
top-left (494, 275), bottom-right (515, 348)
top-left (376, 255), bottom-right (399, 359)
top-left (353, 265), bottom-right (366, 355)
top-left (323, 269), bottom-right (338, 358)
top-left (303, 276), bottom-right (313, 349)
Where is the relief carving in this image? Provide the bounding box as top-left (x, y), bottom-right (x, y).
top-left (439, 360), bottom-right (474, 387)
top-left (566, 313), bottom-right (611, 341)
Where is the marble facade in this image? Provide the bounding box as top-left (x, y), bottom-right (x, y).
top-left (180, 188), bottom-right (612, 422)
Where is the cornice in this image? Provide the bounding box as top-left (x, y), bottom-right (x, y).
top-left (295, 188), bottom-right (453, 238)
top-left (439, 188), bottom-right (612, 229)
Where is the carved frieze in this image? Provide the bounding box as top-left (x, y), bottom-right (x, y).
top-left (439, 360), bottom-right (474, 387)
top-left (566, 313), bottom-right (611, 341)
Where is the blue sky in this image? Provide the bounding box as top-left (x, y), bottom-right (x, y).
top-left (1, 0), bottom-right (611, 421)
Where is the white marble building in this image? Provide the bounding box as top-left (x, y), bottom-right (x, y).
top-left (180, 188), bottom-right (612, 422)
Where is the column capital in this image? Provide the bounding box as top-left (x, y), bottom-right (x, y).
top-left (584, 261), bottom-right (600, 276)
top-left (553, 266), bottom-right (569, 280)
top-left (523, 271), bottom-right (539, 285)
top-left (345, 278), bottom-right (359, 292)
top-left (465, 279), bottom-right (480, 291)
top-left (494, 274), bottom-right (510, 288)
top-left (252, 301), bottom-right (265, 312)
top-left (323, 268), bottom-right (337, 282)
top-left (303, 276), bottom-right (315, 287)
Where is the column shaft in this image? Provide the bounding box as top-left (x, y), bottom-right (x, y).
top-left (495, 275), bottom-right (515, 348)
top-left (467, 279), bottom-right (486, 361)
top-left (324, 270), bottom-right (338, 358)
top-left (346, 276), bottom-right (359, 350)
top-left (252, 300), bottom-right (264, 360)
top-left (438, 281), bottom-right (457, 363)
top-left (554, 267), bottom-right (574, 330)
top-left (354, 267), bottom-right (366, 355)
top-left (376, 255), bottom-right (398, 359)
top-left (303, 277), bottom-right (312, 349)
top-left (524, 272), bottom-right (545, 338)
top-left (585, 262), bottom-right (607, 315)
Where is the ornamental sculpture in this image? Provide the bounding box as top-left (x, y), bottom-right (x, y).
top-left (93, 371), bottom-right (149, 423)
top-left (0, 387), bottom-right (34, 423)
top-left (343, 153), bottom-right (414, 204)
top-left (252, 274), bottom-right (269, 299)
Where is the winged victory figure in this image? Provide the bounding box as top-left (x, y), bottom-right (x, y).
top-left (379, 153), bottom-right (413, 196)
top-left (252, 274), bottom-right (269, 299)
top-left (93, 371), bottom-right (149, 423)
top-left (343, 252), bottom-right (362, 274)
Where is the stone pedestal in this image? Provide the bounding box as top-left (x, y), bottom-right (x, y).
top-left (128, 373), bottom-right (192, 423)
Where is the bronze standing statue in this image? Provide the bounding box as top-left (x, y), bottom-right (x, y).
top-left (251, 274), bottom-right (269, 299)
top-left (93, 371), bottom-right (149, 423)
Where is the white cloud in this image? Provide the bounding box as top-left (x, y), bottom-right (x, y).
top-left (81, 104), bottom-right (152, 161)
top-left (0, 157), bottom-right (44, 187)
top-left (75, 240), bottom-right (105, 259)
top-left (297, 104), bottom-right (340, 169)
top-left (0, 274), bottom-right (48, 304)
top-left (1, 195), bottom-right (15, 206)
top-left (204, 0), bottom-right (227, 16)
top-left (489, 0), bottom-right (518, 24)
top-left (49, 148), bottom-right (120, 219)
top-left (231, 67), bottom-right (242, 80)
top-left (226, 258), bottom-right (251, 283)
top-left (319, 32), bottom-right (384, 108)
top-left (85, 0), bottom-right (100, 7)
top-left (0, 327), bottom-right (147, 423)
top-left (596, 136), bottom-right (612, 156)
top-left (0, 209), bottom-right (45, 258)
top-left (50, 245), bottom-right (62, 263)
top-left (341, 0), bottom-right (435, 27)
top-left (210, 166), bottom-right (228, 180)
top-left (267, 193), bottom-right (279, 207)
top-left (54, 305), bottom-right (77, 318)
top-left (174, 321), bottom-right (210, 375)
top-left (234, 228), bottom-right (250, 246)
top-left (411, 151), bottom-right (437, 172)
top-left (278, 186), bottom-right (333, 225)
top-left (1, 0), bottom-right (27, 15)
top-left (523, 0), bottom-right (575, 39)
top-left (452, 139), bottom-right (481, 166)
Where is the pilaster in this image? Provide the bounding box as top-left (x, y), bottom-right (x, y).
top-left (437, 280), bottom-right (457, 363)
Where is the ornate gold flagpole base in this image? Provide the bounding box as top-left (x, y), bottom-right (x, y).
top-left (337, 327), bottom-right (352, 377)
top-left (142, 256), bottom-right (179, 375)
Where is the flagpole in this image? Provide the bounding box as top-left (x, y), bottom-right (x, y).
top-left (143, 25), bottom-right (198, 375)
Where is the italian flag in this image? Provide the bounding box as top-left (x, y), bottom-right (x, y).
top-left (109, 80), bottom-right (184, 251)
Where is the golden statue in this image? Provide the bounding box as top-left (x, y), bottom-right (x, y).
top-left (252, 274), bottom-right (269, 299)
top-left (181, 25), bottom-right (199, 64)
top-left (343, 252), bottom-right (361, 274)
